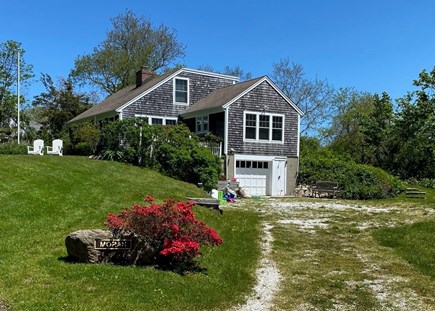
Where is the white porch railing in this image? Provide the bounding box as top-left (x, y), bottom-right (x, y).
top-left (200, 141), bottom-right (222, 157)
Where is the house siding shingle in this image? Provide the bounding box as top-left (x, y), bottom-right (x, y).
top-left (122, 72), bottom-right (235, 119)
top-left (227, 81), bottom-right (299, 157)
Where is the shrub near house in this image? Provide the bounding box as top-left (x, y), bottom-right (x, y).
top-left (97, 119), bottom-right (221, 191)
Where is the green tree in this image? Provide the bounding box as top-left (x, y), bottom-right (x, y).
top-left (325, 88), bottom-right (374, 163)
top-left (71, 10), bottom-right (185, 96)
top-left (359, 92), bottom-right (394, 168)
top-left (390, 68), bottom-right (435, 179)
top-left (32, 74), bottom-right (91, 139)
top-left (0, 40), bottom-right (33, 138)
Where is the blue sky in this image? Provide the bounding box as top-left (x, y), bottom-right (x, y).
top-left (1, 0), bottom-right (434, 105)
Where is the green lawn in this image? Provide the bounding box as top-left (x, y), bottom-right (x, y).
top-left (373, 220), bottom-right (435, 279)
top-left (0, 155), bottom-right (260, 311)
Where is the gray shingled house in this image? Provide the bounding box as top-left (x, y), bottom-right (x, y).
top-left (69, 68), bottom-right (304, 196)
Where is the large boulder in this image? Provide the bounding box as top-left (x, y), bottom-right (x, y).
top-left (65, 229), bottom-right (113, 263)
top-left (65, 230), bottom-right (154, 265)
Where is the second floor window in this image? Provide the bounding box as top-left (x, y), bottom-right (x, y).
top-left (244, 112), bottom-right (284, 143)
top-left (174, 78), bottom-right (189, 104)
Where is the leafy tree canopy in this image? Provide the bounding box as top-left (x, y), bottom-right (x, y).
top-left (0, 40), bottom-right (33, 133)
top-left (32, 74), bottom-right (91, 139)
top-left (71, 10), bottom-right (185, 96)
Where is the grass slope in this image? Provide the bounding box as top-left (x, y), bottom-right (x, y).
top-left (0, 156), bottom-right (260, 311)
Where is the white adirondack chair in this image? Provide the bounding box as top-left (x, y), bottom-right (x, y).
top-left (46, 139), bottom-right (63, 156)
top-left (27, 139), bottom-right (44, 155)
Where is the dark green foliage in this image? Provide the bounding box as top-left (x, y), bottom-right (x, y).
top-left (373, 221), bottom-right (435, 279)
top-left (326, 89), bottom-right (394, 167)
top-left (0, 142), bottom-right (27, 154)
top-left (97, 119), bottom-right (221, 191)
top-left (299, 149), bottom-right (404, 199)
top-left (32, 74), bottom-right (91, 140)
top-left (325, 69), bottom-right (435, 182)
top-left (416, 178), bottom-right (435, 189)
top-left (388, 68), bottom-right (435, 179)
top-left (68, 122), bottom-right (100, 155)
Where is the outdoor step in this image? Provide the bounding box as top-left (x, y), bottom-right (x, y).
top-left (406, 191), bottom-right (426, 195)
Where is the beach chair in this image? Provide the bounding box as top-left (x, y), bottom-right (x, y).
top-left (46, 139), bottom-right (63, 156)
top-left (27, 139), bottom-right (44, 156)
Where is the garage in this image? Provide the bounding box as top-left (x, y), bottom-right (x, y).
top-left (235, 157), bottom-right (287, 196)
top-left (235, 160), bottom-right (270, 196)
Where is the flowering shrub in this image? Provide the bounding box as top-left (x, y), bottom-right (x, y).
top-left (104, 195), bottom-right (223, 272)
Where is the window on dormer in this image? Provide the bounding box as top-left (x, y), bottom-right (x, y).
top-left (174, 78), bottom-right (188, 104)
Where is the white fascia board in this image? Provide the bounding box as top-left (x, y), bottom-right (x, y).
top-left (265, 77), bottom-right (304, 116)
top-left (223, 76), bottom-right (305, 117)
top-left (224, 108), bottom-right (229, 155)
top-left (234, 154), bottom-right (277, 161)
top-left (222, 77), bottom-right (267, 109)
top-left (296, 114), bottom-right (300, 157)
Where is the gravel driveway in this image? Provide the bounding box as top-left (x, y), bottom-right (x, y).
top-left (227, 198), bottom-right (435, 311)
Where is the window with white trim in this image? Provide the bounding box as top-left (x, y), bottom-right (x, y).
top-left (244, 112), bottom-right (284, 143)
top-left (196, 115), bottom-right (209, 133)
top-left (135, 114), bottom-right (177, 126)
top-left (174, 78), bottom-right (189, 104)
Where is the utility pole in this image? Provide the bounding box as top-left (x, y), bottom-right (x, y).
top-left (17, 49), bottom-right (20, 144)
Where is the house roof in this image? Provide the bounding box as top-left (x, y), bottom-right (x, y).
top-left (69, 68), bottom-right (239, 123)
top-left (68, 69), bottom-right (178, 123)
top-left (180, 76), bottom-right (304, 118)
top-left (179, 77), bottom-right (264, 117)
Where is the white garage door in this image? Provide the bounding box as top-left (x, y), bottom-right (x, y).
top-left (235, 160), bottom-right (270, 196)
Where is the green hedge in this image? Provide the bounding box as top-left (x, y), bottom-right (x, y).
top-left (0, 143), bottom-right (28, 155)
top-left (97, 119), bottom-right (221, 191)
top-left (298, 150), bottom-right (404, 199)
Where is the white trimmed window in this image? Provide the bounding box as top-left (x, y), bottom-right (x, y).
top-left (135, 114), bottom-right (177, 126)
top-left (243, 112), bottom-right (284, 143)
top-left (173, 77), bottom-right (189, 104)
top-left (196, 115), bottom-right (209, 133)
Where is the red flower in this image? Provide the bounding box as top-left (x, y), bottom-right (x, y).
top-left (145, 195), bottom-right (154, 203)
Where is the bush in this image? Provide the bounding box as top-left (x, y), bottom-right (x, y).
top-left (299, 150), bottom-right (404, 199)
top-left (74, 142), bottom-right (94, 156)
top-left (105, 196), bottom-right (223, 272)
top-left (0, 142), bottom-right (27, 155)
top-left (98, 119), bottom-right (221, 191)
top-left (416, 178), bottom-right (435, 189)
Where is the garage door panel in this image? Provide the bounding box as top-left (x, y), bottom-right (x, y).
top-left (235, 162), bottom-right (269, 196)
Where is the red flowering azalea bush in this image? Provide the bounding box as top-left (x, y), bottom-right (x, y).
top-left (105, 195), bottom-right (223, 272)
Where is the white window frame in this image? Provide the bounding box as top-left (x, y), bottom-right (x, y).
top-left (173, 77), bottom-right (189, 105)
top-left (135, 114), bottom-right (178, 125)
top-left (243, 111), bottom-right (285, 144)
top-left (196, 115), bottom-right (209, 134)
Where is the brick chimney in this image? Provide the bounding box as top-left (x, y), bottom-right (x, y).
top-left (136, 67), bottom-right (154, 87)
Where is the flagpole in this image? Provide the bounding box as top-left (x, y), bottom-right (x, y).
top-left (17, 49), bottom-right (20, 144)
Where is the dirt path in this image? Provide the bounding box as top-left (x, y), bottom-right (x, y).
top-left (231, 222), bottom-right (281, 311)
